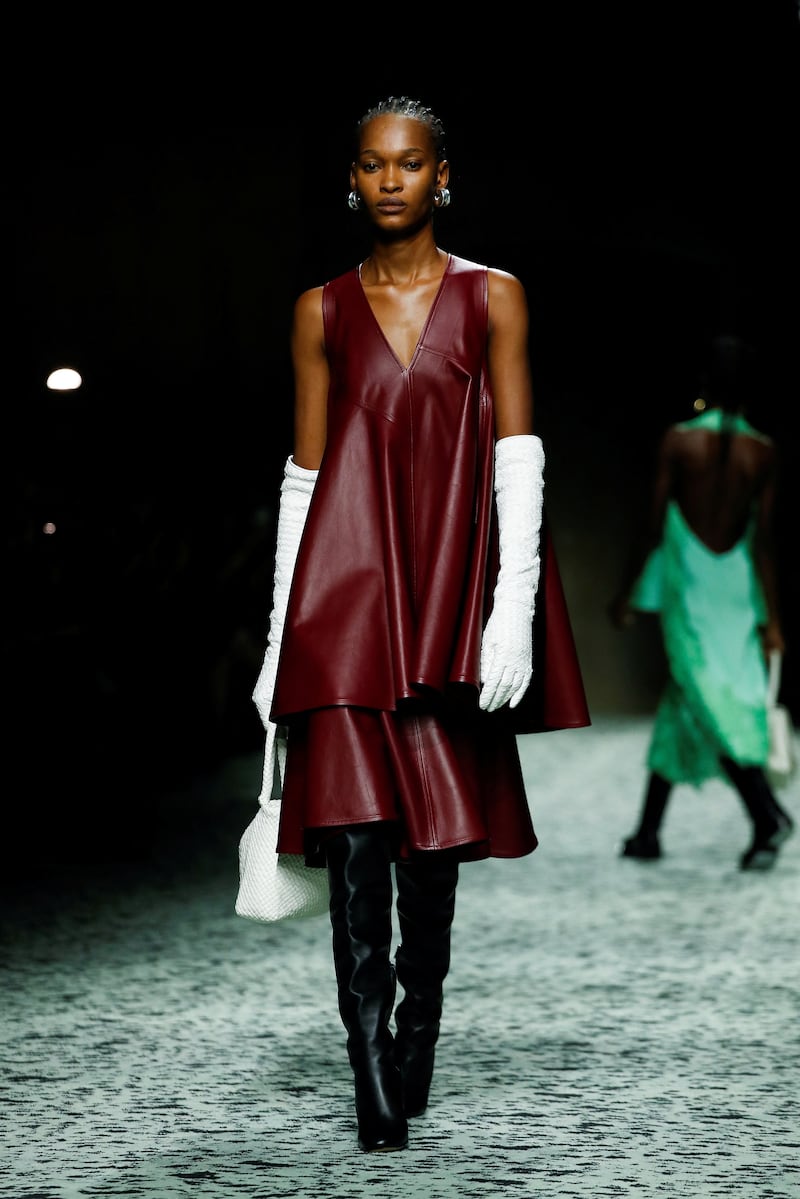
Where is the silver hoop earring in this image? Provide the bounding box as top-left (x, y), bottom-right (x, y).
top-left (347, 190), bottom-right (362, 211)
top-left (434, 187), bottom-right (451, 209)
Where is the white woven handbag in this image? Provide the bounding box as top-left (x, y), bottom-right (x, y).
top-left (235, 726), bottom-right (329, 923)
top-left (235, 800), bottom-right (329, 922)
top-left (766, 651), bottom-right (797, 791)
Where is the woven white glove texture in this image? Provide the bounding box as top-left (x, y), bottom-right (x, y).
top-left (252, 456), bottom-right (318, 791)
top-left (479, 434), bottom-right (545, 712)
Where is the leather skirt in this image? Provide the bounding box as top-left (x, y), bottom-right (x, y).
top-left (276, 694), bottom-right (538, 866)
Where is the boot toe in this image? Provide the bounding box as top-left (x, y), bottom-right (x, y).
top-left (358, 1126), bottom-right (409, 1152)
top-left (620, 832), bottom-right (661, 859)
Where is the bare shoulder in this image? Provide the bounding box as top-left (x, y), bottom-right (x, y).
top-left (486, 266), bottom-right (529, 330)
top-left (487, 266), bottom-right (527, 302)
top-left (754, 432), bottom-right (779, 475)
top-left (663, 424), bottom-right (686, 447)
top-left (291, 285), bottom-right (325, 353)
top-left (750, 427), bottom-right (775, 450)
top-left (293, 284), bottom-right (325, 324)
top-left (658, 424), bottom-right (690, 465)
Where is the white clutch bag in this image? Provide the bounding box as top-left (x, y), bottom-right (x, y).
top-left (766, 652), bottom-right (797, 790)
top-left (235, 725), bottom-right (329, 923)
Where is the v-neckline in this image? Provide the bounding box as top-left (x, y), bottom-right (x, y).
top-left (356, 254), bottom-right (452, 372)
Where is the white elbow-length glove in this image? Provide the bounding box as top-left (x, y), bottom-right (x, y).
top-left (479, 434), bottom-right (545, 712)
top-left (252, 456), bottom-right (318, 788)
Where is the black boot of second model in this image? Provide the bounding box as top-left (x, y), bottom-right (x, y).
top-left (394, 855), bottom-right (459, 1117)
top-left (621, 772), bottom-right (671, 859)
top-left (721, 757), bottom-right (795, 870)
top-left (326, 825), bottom-right (408, 1153)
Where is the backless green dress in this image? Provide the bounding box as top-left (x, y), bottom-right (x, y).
top-left (630, 408), bottom-right (770, 785)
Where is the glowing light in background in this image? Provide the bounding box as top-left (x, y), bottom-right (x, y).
top-left (40, 371), bottom-right (80, 536)
top-left (46, 367), bottom-right (82, 391)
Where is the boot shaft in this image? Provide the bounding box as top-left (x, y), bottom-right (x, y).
top-left (394, 856), bottom-right (459, 1117)
top-left (395, 857), bottom-right (458, 996)
top-left (325, 824), bottom-right (408, 1152)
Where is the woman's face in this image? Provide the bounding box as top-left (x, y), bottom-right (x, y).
top-left (351, 114), bottom-right (447, 235)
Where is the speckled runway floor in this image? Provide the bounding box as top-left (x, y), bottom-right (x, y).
top-left (2, 716), bottom-right (799, 1199)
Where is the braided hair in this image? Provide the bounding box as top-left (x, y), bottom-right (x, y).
top-left (355, 96), bottom-right (447, 161)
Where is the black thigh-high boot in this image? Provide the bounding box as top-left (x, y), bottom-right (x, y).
top-left (394, 854), bottom-right (459, 1117)
top-left (621, 772), bottom-right (671, 859)
top-left (720, 757), bottom-right (795, 870)
top-left (326, 825), bottom-right (408, 1152)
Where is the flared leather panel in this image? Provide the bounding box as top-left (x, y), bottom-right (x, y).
top-left (511, 514), bottom-right (591, 733)
top-left (277, 702), bottom-right (538, 863)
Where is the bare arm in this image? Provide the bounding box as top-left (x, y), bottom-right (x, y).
top-left (608, 428), bottom-right (675, 628)
top-left (291, 286), bottom-right (329, 471)
top-left (486, 269), bottom-right (534, 438)
top-left (478, 269), bottom-right (540, 712)
top-left (752, 447), bottom-right (785, 654)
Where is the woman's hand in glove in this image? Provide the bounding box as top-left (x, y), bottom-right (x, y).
top-left (478, 598), bottom-right (533, 712)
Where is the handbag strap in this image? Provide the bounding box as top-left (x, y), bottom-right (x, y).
top-left (767, 651), bottom-right (782, 707)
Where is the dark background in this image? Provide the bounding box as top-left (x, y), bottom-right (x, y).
top-left (5, 5), bottom-right (800, 867)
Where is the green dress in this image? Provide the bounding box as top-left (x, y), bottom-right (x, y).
top-left (630, 408), bottom-right (770, 785)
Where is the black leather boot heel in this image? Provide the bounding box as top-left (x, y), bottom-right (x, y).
top-left (394, 855), bottom-right (458, 1118)
top-left (326, 826), bottom-right (408, 1152)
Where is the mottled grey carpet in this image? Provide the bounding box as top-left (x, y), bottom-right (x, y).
top-left (2, 717), bottom-right (799, 1199)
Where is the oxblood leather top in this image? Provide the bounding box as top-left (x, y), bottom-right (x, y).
top-left (271, 255), bottom-right (590, 733)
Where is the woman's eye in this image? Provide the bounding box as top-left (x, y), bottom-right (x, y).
top-left (404, 160), bottom-right (421, 171)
